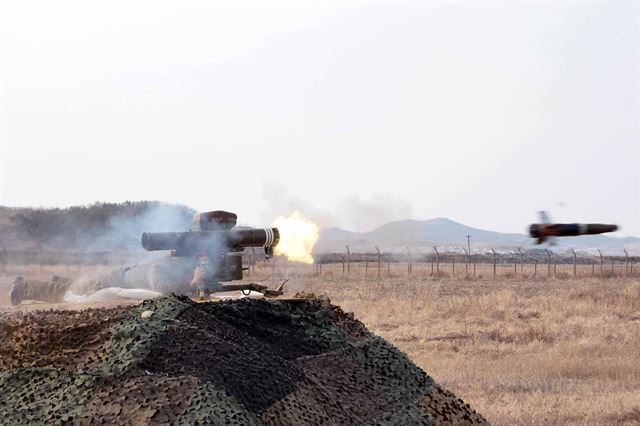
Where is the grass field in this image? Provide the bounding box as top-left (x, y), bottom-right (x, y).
top-left (1, 262), bottom-right (640, 425)
top-left (304, 276), bottom-right (640, 425)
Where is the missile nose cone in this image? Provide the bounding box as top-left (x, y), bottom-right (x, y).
top-left (584, 224), bottom-right (619, 235)
top-left (599, 224), bottom-right (618, 233)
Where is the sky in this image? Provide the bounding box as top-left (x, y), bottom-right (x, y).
top-left (0, 1), bottom-right (638, 236)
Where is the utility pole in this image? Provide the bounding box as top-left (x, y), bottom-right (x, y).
top-left (491, 248), bottom-right (497, 277)
top-left (624, 249), bottom-right (629, 276)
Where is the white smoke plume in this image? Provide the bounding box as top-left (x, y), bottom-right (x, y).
top-left (261, 182), bottom-right (413, 232)
top-left (334, 194), bottom-right (413, 232)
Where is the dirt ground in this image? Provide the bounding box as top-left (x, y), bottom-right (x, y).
top-left (1, 264), bottom-right (639, 425)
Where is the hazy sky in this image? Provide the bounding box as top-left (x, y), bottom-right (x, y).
top-left (0, 1), bottom-right (638, 236)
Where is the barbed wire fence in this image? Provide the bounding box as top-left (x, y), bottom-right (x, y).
top-left (251, 246), bottom-right (639, 281)
top-left (0, 247), bottom-right (637, 281)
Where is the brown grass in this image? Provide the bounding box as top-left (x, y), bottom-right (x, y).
top-left (291, 275), bottom-right (640, 425)
top-left (2, 262), bottom-right (640, 424)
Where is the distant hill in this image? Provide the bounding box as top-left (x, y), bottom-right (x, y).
top-left (316, 218), bottom-right (639, 255)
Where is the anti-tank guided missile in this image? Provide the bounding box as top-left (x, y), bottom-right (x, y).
top-left (529, 211), bottom-right (618, 244)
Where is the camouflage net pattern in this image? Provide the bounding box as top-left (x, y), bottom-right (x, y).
top-left (0, 306), bottom-right (130, 372)
top-left (0, 295), bottom-right (487, 425)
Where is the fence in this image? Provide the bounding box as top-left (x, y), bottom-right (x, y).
top-left (244, 248), bottom-right (640, 280)
top-left (0, 247), bottom-right (637, 280)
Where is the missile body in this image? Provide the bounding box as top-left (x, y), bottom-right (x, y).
top-left (529, 223), bottom-right (618, 244)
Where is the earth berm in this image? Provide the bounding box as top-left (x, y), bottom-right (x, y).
top-left (0, 294), bottom-right (488, 425)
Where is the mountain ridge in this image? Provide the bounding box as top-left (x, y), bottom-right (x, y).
top-left (317, 218), bottom-right (639, 254)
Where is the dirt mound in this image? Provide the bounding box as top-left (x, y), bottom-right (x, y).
top-left (0, 296), bottom-right (487, 425)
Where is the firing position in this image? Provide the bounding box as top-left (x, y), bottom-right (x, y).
top-left (9, 211), bottom-right (282, 305)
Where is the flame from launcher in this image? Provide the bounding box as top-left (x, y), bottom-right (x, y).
top-left (274, 211), bottom-right (319, 264)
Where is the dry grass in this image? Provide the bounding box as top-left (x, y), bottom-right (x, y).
top-left (291, 274), bottom-right (640, 425)
top-left (247, 262), bottom-right (640, 425)
top-left (1, 262), bottom-right (640, 424)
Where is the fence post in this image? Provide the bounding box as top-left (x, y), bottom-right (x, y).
top-left (376, 246), bottom-right (381, 278)
top-left (518, 248), bottom-right (524, 275)
top-left (546, 249), bottom-right (551, 277)
top-left (611, 258), bottom-right (614, 275)
top-left (452, 258), bottom-right (455, 276)
top-left (598, 249), bottom-right (603, 275)
top-left (571, 249), bottom-right (577, 277)
top-left (624, 249), bottom-right (629, 276)
top-left (433, 246), bottom-right (439, 274)
top-left (462, 247), bottom-right (469, 276)
top-left (346, 245), bottom-right (351, 275)
top-left (387, 258), bottom-right (391, 275)
top-left (491, 248), bottom-right (496, 277)
top-left (406, 247), bottom-right (412, 276)
top-left (534, 259), bottom-right (538, 276)
top-left (592, 259), bottom-right (595, 277)
top-left (473, 258), bottom-right (476, 278)
top-left (365, 258), bottom-right (368, 276)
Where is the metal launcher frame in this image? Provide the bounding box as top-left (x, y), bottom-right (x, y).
top-left (141, 210), bottom-right (285, 298)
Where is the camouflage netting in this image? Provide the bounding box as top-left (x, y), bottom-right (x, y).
top-left (0, 295), bottom-right (487, 425)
